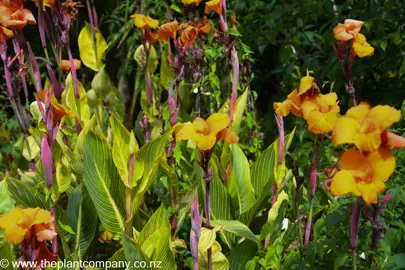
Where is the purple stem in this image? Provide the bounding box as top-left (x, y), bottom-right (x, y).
top-left (50, 208), bottom-right (58, 256)
top-left (67, 45), bottom-right (80, 99)
top-left (351, 198), bottom-right (361, 269)
top-left (203, 167), bottom-right (213, 270)
top-left (41, 135), bottom-right (53, 189)
top-left (26, 42), bottom-right (43, 91)
top-left (190, 195), bottom-right (202, 270)
top-left (38, 0), bottom-right (47, 51)
top-left (229, 48), bottom-right (239, 125)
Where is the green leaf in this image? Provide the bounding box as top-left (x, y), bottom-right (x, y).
top-left (84, 132), bottom-right (125, 235)
top-left (230, 144), bottom-right (256, 214)
top-left (400, 57), bottom-right (405, 78)
top-left (232, 90), bottom-right (248, 134)
top-left (91, 65), bottom-right (115, 97)
top-left (65, 75), bottom-right (91, 126)
top-left (22, 136), bottom-right (40, 161)
top-left (4, 174), bottom-right (48, 209)
top-left (0, 242), bottom-right (14, 270)
top-left (210, 220), bottom-right (259, 243)
top-left (134, 44), bottom-right (158, 74)
top-left (198, 228), bottom-right (229, 270)
top-left (78, 22), bottom-right (108, 71)
top-left (67, 183), bottom-right (98, 259)
top-left (170, 4), bottom-right (181, 13)
top-left (132, 133), bottom-right (170, 214)
top-left (226, 28), bottom-right (242, 37)
top-left (122, 233), bottom-right (150, 269)
top-left (0, 179), bottom-right (14, 215)
top-left (160, 48), bottom-right (176, 90)
top-left (110, 114), bottom-right (143, 188)
top-left (55, 159), bottom-right (72, 194)
top-left (138, 204), bottom-right (176, 269)
top-left (251, 128), bottom-right (295, 197)
top-left (228, 240), bottom-right (257, 270)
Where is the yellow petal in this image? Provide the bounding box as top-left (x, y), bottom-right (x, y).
top-left (175, 122), bottom-right (199, 141)
top-left (298, 76), bottom-right (314, 96)
top-left (330, 170), bottom-right (360, 196)
top-left (346, 102), bottom-right (370, 122)
top-left (332, 116), bottom-right (359, 145)
top-left (0, 208), bottom-right (23, 230)
top-left (301, 99), bottom-right (318, 120)
top-left (4, 226), bottom-right (26, 244)
top-left (193, 118), bottom-right (209, 133)
top-left (353, 129), bottom-right (382, 152)
top-left (357, 180), bottom-right (385, 204)
top-left (333, 24), bottom-right (354, 41)
top-left (273, 100), bottom-right (290, 117)
top-left (367, 105), bottom-right (401, 131)
top-left (30, 208), bottom-right (53, 226)
top-left (206, 113), bottom-right (230, 135)
top-left (196, 134), bottom-right (217, 151)
top-left (367, 148), bottom-right (396, 183)
top-left (305, 110), bottom-right (337, 134)
top-left (145, 16), bottom-right (159, 29)
top-left (205, 0), bottom-right (221, 15)
top-left (353, 33), bottom-right (374, 58)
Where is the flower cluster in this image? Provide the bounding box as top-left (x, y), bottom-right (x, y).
top-left (274, 75), bottom-right (340, 134)
top-left (330, 103), bottom-right (404, 204)
top-left (333, 19), bottom-right (374, 58)
top-left (130, 13), bottom-right (211, 48)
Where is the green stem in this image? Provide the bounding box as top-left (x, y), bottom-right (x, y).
top-left (352, 249), bottom-right (357, 270)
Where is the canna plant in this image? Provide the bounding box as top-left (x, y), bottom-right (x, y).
top-left (0, 1), bottom-right (404, 270)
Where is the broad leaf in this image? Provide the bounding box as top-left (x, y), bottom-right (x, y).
top-left (228, 240), bottom-right (257, 270)
top-left (84, 132), bottom-right (125, 235)
top-left (78, 22), bottom-right (108, 71)
top-left (198, 228), bottom-right (229, 270)
top-left (230, 144), bottom-right (256, 214)
top-left (232, 90), bottom-right (248, 134)
top-left (67, 184), bottom-right (98, 259)
top-left (66, 75), bottom-right (91, 127)
top-left (211, 220), bottom-right (259, 243)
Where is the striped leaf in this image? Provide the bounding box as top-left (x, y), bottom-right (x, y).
top-left (210, 220), bottom-right (259, 243)
top-left (131, 133), bottom-right (170, 214)
top-left (251, 128), bottom-right (296, 197)
top-left (230, 144), bottom-right (256, 214)
top-left (4, 174), bottom-right (48, 209)
top-left (84, 132), bottom-right (125, 235)
top-left (67, 183), bottom-right (98, 259)
top-left (228, 240), bottom-right (258, 270)
top-left (122, 233), bottom-right (150, 269)
top-left (137, 204), bottom-right (176, 270)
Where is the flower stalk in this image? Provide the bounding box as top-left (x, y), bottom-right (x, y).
top-left (190, 195), bottom-right (202, 270)
top-left (351, 198), bottom-right (362, 270)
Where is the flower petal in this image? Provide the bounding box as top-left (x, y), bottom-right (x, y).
top-left (367, 105), bottom-right (401, 131)
top-left (367, 147), bottom-right (396, 182)
top-left (339, 148), bottom-right (372, 179)
top-left (0, 208), bottom-right (23, 230)
top-left (332, 116), bottom-right (359, 145)
top-left (192, 118), bottom-right (209, 134)
top-left (287, 89), bottom-right (302, 117)
top-left (381, 130), bottom-right (405, 150)
top-left (273, 100), bottom-right (290, 117)
top-left (346, 102), bottom-right (370, 122)
top-left (353, 129), bottom-right (382, 152)
top-left (305, 110), bottom-right (337, 134)
top-left (357, 180), bottom-right (385, 204)
top-left (4, 226), bottom-right (26, 244)
top-left (298, 76), bottom-right (314, 96)
top-left (206, 113), bottom-right (230, 135)
top-left (196, 134), bottom-right (217, 151)
top-left (333, 24), bottom-right (354, 41)
top-left (175, 122), bottom-right (198, 142)
top-left (330, 170), bottom-right (360, 196)
top-left (353, 33), bottom-right (374, 58)
top-left (301, 99), bottom-right (318, 120)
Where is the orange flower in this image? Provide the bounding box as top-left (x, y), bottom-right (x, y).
top-left (175, 113), bottom-right (239, 151)
top-left (0, 4), bottom-right (36, 30)
top-left (352, 33), bottom-right (374, 58)
top-left (196, 16), bottom-right (211, 35)
top-left (0, 207), bottom-right (56, 244)
top-left (205, 0), bottom-right (222, 16)
top-left (0, 25), bottom-right (14, 43)
top-left (37, 90), bottom-right (75, 123)
top-left (273, 89), bottom-right (302, 118)
top-left (333, 19), bottom-right (364, 41)
top-left (130, 14), bottom-right (158, 29)
top-left (180, 24), bottom-right (198, 48)
top-left (301, 92), bottom-right (340, 134)
top-left (182, 0), bottom-right (203, 6)
top-left (332, 102), bottom-right (402, 152)
top-left (61, 59), bottom-right (82, 72)
top-left (157, 21), bottom-right (178, 42)
top-left (330, 148), bottom-right (395, 204)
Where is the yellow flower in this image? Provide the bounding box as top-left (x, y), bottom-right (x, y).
top-left (205, 0), bottom-right (221, 16)
top-left (182, 0), bottom-right (203, 6)
top-left (352, 33), bottom-right (374, 58)
top-left (332, 102), bottom-right (401, 152)
top-left (130, 14), bottom-right (158, 29)
top-left (330, 148), bottom-right (395, 204)
top-left (0, 25), bottom-right (14, 43)
top-left (0, 207), bottom-right (56, 244)
top-left (301, 92), bottom-right (340, 134)
top-left (333, 19), bottom-right (364, 41)
top-left (273, 89), bottom-right (302, 118)
top-left (175, 113), bottom-right (239, 151)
